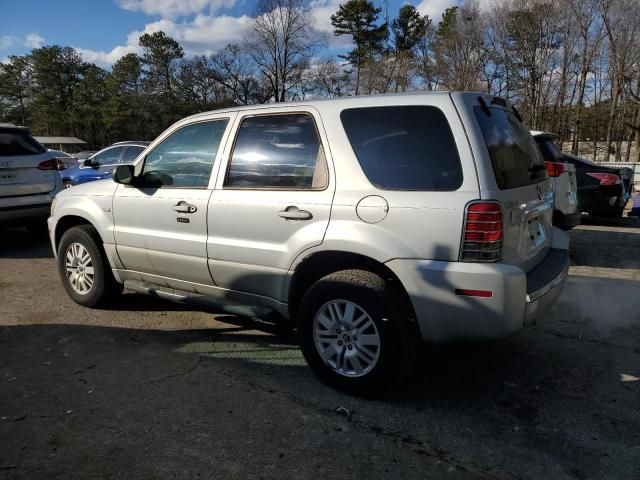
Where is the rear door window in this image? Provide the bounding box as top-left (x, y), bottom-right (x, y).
top-left (0, 131), bottom-right (46, 156)
top-left (225, 113), bottom-right (328, 189)
top-left (340, 106), bottom-right (463, 191)
top-left (474, 107), bottom-right (547, 189)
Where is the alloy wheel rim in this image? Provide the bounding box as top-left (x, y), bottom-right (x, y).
top-left (64, 242), bottom-right (95, 295)
top-left (313, 299), bottom-right (381, 377)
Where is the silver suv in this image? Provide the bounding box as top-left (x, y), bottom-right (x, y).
top-left (48, 93), bottom-right (569, 393)
top-left (1, 125), bottom-right (63, 233)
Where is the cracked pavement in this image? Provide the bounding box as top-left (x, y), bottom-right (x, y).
top-left (1, 218), bottom-right (639, 479)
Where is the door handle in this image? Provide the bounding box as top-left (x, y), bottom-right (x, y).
top-left (173, 201), bottom-right (197, 213)
top-left (278, 206), bottom-right (313, 220)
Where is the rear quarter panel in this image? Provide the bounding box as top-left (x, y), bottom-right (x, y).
top-left (301, 93), bottom-right (480, 265)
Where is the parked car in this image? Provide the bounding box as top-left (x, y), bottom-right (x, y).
top-left (74, 151), bottom-right (98, 163)
top-left (531, 132), bottom-right (580, 230)
top-left (47, 149), bottom-right (78, 169)
top-left (0, 125), bottom-right (63, 233)
top-left (48, 93), bottom-right (569, 393)
top-left (61, 142), bottom-right (149, 188)
top-left (532, 133), bottom-right (633, 217)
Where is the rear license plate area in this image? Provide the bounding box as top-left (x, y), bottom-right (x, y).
top-left (0, 171), bottom-right (17, 184)
top-left (528, 217), bottom-right (546, 249)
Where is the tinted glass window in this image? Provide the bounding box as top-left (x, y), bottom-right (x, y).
top-left (94, 147), bottom-right (124, 165)
top-left (122, 146), bottom-right (144, 163)
top-left (142, 120), bottom-right (228, 188)
top-left (340, 106), bottom-right (463, 191)
top-left (534, 137), bottom-right (561, 163)
top-left (226, 114), bottom-right (327, 189)
top-left (474, 107), bottom-right (547, 189)
top-left (0, 132), bottom-right (46, 156)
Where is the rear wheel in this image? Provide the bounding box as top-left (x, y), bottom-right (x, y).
top-left (57, 225), bottom-right (122, 307)
top-left (297, 269), bottom-right (418, 395)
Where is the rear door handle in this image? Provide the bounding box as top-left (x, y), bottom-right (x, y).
top-left (173, 201), bottom-right (197, 213)
top-left (278, 206), bottom-right (313, 220)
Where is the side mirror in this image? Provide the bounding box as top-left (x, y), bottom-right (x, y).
top-left (82, 158), bottom-right (93, 167)
top-left (113, 164), bottom-right (136, 185)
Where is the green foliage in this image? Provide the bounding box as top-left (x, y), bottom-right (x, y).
top-left (331, 0), bottom-right (388, 93)
top-left (392, 5), bottom-right (427, 52)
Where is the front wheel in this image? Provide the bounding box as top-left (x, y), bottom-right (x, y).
top-left (297, 269), bottom-right (418, 395)
top-left (57, 225), bottom-right (122, 307)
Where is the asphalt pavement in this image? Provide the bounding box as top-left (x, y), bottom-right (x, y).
top-left (1, 219), bottom-right (639, 480)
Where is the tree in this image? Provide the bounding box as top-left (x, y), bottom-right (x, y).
top-left (391, 5), bottom-right (428, 92)
top-left (72, 65), bottom-right (108, 148)
top-left (331, 0), bottom-right (388, 95)
top-left (489, 0), bottom-right (562, 128)
top-left (139, 31), bottom-right (184, 95)
top-left (105, 53), bottom-right (144, 141)
top-left (308, 58), bottom-right (353, 97)
top-left (210, 44), bottom-right (273, 105)
top-left (0, 55), bottom-right (34, 125)
top-left (30, 46), bottom-right (88, 136)
top-left (139, 31), bottom-right (184, 132)
top-left (246, 0), bottom-right (321, 102)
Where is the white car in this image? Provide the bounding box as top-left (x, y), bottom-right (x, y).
top-left (48, 93), bottom-right (569, 393)
top-left (1, 125), bottom-right (63, 234)
top-left (531, 131), bottom-right (580, 229)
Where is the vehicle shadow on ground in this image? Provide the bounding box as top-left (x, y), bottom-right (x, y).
top-left (0, 318), bottom-right (582, 406)
top-left (0, 226), bottom-right (53, 259)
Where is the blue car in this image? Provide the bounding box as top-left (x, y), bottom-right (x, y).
top-left (62, 141), bottom-right (149, 188)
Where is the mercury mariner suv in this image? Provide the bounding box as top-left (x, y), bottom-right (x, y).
top-left (48, 93), bottom-right (570, 393)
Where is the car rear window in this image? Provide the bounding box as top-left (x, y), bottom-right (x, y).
top-left (0, 131), bottom-right (46, 156)
top-left (474, 107), bottom-right (547, 189)
top-left (534, 137), bottom-right (561, 162)
top-left (340, 106), bottom-right (463, 191)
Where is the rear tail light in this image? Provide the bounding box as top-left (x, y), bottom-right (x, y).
top-left (461, 201), bottom-right (503, 262)
top-left (586, 172), bottom-right (620, 185)
top-left (37, 159), bottom-right (66, 171)
top-left (545, 161), bottom-right (568, 177)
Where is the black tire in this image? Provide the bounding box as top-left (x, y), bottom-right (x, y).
top-left (57, 225), bottom-right (122, 307)
top-left (297, 269), bottom-right (418, 395)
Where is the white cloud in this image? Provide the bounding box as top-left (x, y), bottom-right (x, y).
top-left (416, 0), bottom-right (457, 22)
top-left (417, 0), bottom-right (494, 22)
top-left (117, 0), bottom-right (237, 18)
top-left (24, 33), bottom-right (45, 48)
top-left (0, 35), bottom-right (16, 49)
top-left (76, 14), bottom-right (250, 68)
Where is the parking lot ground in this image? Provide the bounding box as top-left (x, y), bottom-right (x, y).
top-left (1, 220), bottom-right (639, 480)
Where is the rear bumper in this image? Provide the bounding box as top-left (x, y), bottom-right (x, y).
top-left (553, 210), bottom-right (581, 230)
top-left (0, 195), bottom-right (54, 223)
top-left (579, 185), bottom-right (627, 212)
top-left (386, 229), bottom-right (570, 343)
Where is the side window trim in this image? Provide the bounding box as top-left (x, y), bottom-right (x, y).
top-left (140, 118), bottom-right (231, 189)
top-left (223, 111), bottom-right (329, 191)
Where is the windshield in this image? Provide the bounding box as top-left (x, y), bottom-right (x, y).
top-left (474, 107), bottom-right (547, 189)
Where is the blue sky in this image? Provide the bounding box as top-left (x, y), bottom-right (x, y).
top-left (0, 0), bottom-right (464, 67)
